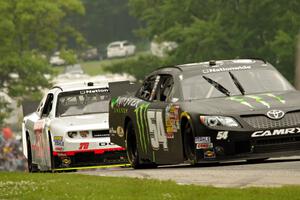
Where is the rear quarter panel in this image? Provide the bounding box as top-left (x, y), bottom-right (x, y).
top-left (109, 96), bottom-right (142, 148)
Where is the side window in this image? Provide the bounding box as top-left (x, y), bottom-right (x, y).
top-left (41, 93), bottom-right (54, 118)
top-left (159, 75), bottom-right (174, 102)
top-left (36, 98), bottom-right (45, 113)
top-left (151, 75), bottom-right (174, 102)
top-left (137, 75), bottom-right (160, 101)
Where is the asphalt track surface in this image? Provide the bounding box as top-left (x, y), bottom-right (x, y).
top-left (77, 156), bottom-right (300, 188)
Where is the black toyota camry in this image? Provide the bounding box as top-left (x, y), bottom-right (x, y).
top-left (109, 59), bottom-right (300, 168)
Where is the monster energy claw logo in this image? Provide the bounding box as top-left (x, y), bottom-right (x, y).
top-left (134, 103), bottom-right (150, 153)
top-left (228, 93), bottom-right (285, 109)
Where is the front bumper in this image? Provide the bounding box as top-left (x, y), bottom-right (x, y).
top-left (195, 128), bottom-right (300, 162)
top-left (53, 147), bottom-right (127, 168)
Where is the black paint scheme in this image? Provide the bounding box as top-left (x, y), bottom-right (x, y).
top-left (109, 59), bottom-right (300, 168)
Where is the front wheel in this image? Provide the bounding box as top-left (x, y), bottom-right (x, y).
top-left (27, 136), bottom-right (39, 173)
top-left (183, 122), bottom-right (197, 164)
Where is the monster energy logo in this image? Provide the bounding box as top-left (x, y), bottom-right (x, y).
top-left (134, 103), bottom-right (150, 153)
top-left (228, 93), bottom-right (285, 108)
top-left (110, 97), bottom-right (118, 109)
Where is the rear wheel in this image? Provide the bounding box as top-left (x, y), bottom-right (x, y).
top-left (48, 133), bottom-right (56, 172)
top-left (26, 135), bottom-right (39, 173)
top-left (126, 121), bottom-right (142, 169)
top-left (183, 122), bottom-right (197, 164)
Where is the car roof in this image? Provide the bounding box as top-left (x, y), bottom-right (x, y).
top-left (153, 59), bottom-right (272, 75)
top-left (52, 81), bottom-right (109, 92)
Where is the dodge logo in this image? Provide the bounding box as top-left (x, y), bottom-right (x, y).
top-left (266, 110), bottom-right (285, 120)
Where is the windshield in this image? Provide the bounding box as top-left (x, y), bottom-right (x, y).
top-left (182, 69), bottom-right (294, 100)
top-left (56, 88), bottom-right (110, 117)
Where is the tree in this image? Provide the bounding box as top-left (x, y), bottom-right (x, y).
top-left (128, 0), bottom-right (300, 82)
top-left (71, 0), bottom-right (140, 50)
top-left (0, 0), bottom-right (85, 125)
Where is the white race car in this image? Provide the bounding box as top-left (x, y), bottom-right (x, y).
top-left (22, 81), bottom-right (127, 172)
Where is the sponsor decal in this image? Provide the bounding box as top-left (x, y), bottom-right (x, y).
top-left (247, 95), bottom-right (270, 108)
top-left (229, 96), bottom-right (254, 108)
top-left (204, 149), bottom-right (216, 158)
top-left (202, 65), bottom-right (252, 74)
top-left (147, 109), bottom-right (168, 151)
top-left (266, 93), bottom-right (286, 104)
top-left (196, 143), bottom-right (213, 149)
top-left (195, 137), bottom-right (213, 149)
top-left (251, 127), bottom-right (300, 137)
top-left (195, 136), bottom-right (211, 144)
top-left (227, 94), bottom-right (286, 109)
top-left (116, 126), bottom-right (125, 137)
top-left (79, 142), bottom-right (89, 150)
top-left (216, 131), bottom-right (229, 140)
top-left (165, 104), bottom-right (180, 139)
top-left (266, 110), bottom-right (285, 120)
top-left (61, 157), bottom-right (71, 166)
top-left (80, 88), bottom-right (109, 95)
top-left (112, 97), bottom-right (144, 109)
top-left (53, 136), bottom-right (64, 146)
top-left (134, 104), bottom-right (170, 153)
top-left (135, 103), bottom-right (150, 153)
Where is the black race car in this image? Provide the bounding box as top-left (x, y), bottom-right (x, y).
top-left (109, 59), bottom-right (300, 168)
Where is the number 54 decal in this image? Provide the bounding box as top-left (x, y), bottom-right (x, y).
top-left (147, 110), bottom-right (168, 151)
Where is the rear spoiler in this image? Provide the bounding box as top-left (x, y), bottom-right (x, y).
top-left (22, 100), bottom-right (39, 117)
top-left (109, 81), bottom-right (141, 98)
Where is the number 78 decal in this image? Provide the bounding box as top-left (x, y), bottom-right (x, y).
top-left (147, 110), bottom-right (168, 151)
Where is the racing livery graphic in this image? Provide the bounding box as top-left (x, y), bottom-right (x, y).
top-left (22, 82), bottom-right (126, 172)
top-left (109, 59), bottom-right (300, 168)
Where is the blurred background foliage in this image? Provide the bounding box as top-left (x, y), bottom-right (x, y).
top-left (124, 0), bottom-right (300, 82)
top-left (0, 0), bottom-right (84, 100)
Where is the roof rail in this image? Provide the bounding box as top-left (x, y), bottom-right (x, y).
top-left (247, 57), bottom-right (267, 64)
top-left (155, 65), bottom-right (183, 72)
top-left (51, 86), bottom-right (63, 91)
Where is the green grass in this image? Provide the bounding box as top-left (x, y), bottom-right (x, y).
top-left (79, 60), bottom-right (106, 76)
top-left (1, 172), bottom-right (300, 200)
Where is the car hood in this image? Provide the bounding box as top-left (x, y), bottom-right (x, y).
top-left (50, 113), bottom-right (108, 132)
top-left (182, 90), bottom-right (300, 115)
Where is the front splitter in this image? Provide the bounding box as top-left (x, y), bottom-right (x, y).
top-left (53, 163), bottom-right (131, 171)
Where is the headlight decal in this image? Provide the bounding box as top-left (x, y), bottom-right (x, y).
top-left (200, 116), bottom-right (240, 128)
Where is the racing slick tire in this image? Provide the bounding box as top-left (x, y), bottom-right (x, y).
top-left (125, 120), bottom-right (141, 169)
top-left (48, 132), bottom-right (55, 173)
top-left (26, 135), bottom-right (39, 173)
top-left (125, 120), bottom-right (157, 169)
top-left (183, 122), bottom-right (197, 165)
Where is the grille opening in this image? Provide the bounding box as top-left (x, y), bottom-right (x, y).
top-left (255, 136), bottom-right (300, 145)
top-left (92, 130), bottom-right (110, 138)
top-left (242, 112), bottom-right (300, 129)
top-left (235, 140), bottom-right (251, 154)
